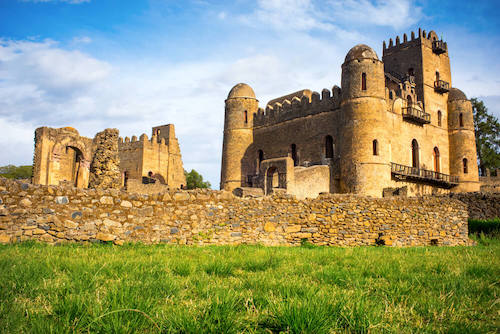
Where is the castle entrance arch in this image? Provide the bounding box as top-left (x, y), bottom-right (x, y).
top-left (48, 140), bottom-right (91, 188)
top-left (259, 157), bottom-right (295, 196)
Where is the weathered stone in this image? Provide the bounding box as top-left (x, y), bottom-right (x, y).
top-left (100, 196), bottom-right (114, 205)
top-left (264, 222), bottom-right (276, 232)
top-left (231, 232), bottom-right (242, 237)
top-left (71, 211), bottom-right (83, 219)
top-left (173, 192), bottom-right (190, 201)
top-left (170, 227), bottom-right (179, 234)
top-left (96, 232), bottom-right (116, 242)
top-left (19, 198), bottom-right (32, 207)
top-left (55, 196), bottom-right (69, 204)
top-left (103, 219), bottom-right (122, 228)
top-left (285, 225), bottom-right (301, 233)
top-left (0, 234), bottom-right (11, 243)
top-left (120, 200), bottom-right (133, 208)
top-left (64, 220), bottom-right (79, 229)
top-left (43, 208), bottom-right (55, 214)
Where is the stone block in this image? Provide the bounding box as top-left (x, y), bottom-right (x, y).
top-left (19, 198), bottom-right (32, 207)
top-left (264, 222), bottom-right (276, 232)
top-left (64, 220), bottom-right (79, 229)
top-left (120, 200), bottom-right (133, 208)
top-left (103, 219), bottom-right (122, 228)
top-left (100, 196), bottom-right (114, 205)
top-left (0, 234), bottom-right (11, 243)
top-left (96, 232), bottom-right (116, 242)
top-left (173, 192), bottom-right (190, 201)
top-left (55, 196), bottom-right (69, 204)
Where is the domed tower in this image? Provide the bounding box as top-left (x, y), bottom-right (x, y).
top-left (220, 83), bottom-right (259, 191)
top-left (339, 44), bottom-right (390, 196)
top-left (448, 88), bottom-right (480, 192)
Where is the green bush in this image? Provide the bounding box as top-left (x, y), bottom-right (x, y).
top-left (0, 165), bottom-right (32, 179)
top-left (468, 218), bottom-right (500, 236)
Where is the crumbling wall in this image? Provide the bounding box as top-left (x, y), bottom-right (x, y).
top-left (89, 129), bottom-right (121, 190)
top-left (0, 177), bottom-right (473, 247)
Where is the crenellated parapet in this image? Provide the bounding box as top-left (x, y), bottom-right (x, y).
top-left (383, 28), bottom-right (447, 55)
top-left (118, 133), bottom-right (169, 153)
top-left (254, 86), bottom-right (341, 127)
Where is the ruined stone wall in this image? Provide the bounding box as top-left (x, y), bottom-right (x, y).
top-left (451, 192), bottom-right (500, 220)
top-left (0, 177), bottom-right (473, 247)
top-left (480, 170), bottom-right (500, 193)
top-left (125, 179), bottom-right (170, 195)
top-left (89, 129), bottom-right (121, 190)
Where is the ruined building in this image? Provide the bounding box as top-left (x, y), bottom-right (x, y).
top-left (32, 124), bottom-right (186, 191)
top-left (220, 29), bottom-right (480, 198)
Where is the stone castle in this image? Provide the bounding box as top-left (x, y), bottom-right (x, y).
top-left (221, 29), bottom-right (480, 198)
top-left (32, 124), bottom-right (186, 192)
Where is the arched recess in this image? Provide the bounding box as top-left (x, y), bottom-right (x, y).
top-left (411, 139), bottom-right (419, 168)
top-left (437, 110), bottom-right (442, 126)
top-left (266, 167), bottom-right (279, 195)
top-left (459, 113), bottom-right (464, 127)
top-left (291, 144), bottom-right (298, 166)
top-left (325, 136), bottom-right (334, 159)
top-left (433, 147), bottom-right (440, 172)
top-left (49, 138), bottom-right (91, 188)
top-left (372, 140), bottom-right (379, 156)
top-left (463, 158), bottom-right (468, 174)
top-left (257, 149), bottom-right (264, 172)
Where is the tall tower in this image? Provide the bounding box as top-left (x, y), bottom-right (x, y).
top-left (448, 88), bottom-right (480, 192)
top-left (220, 83), bottom-right (259, 191)
top-left (339, 44), bottom-right (390, 196)
top-left (383, 29), bottom-right (451, 128)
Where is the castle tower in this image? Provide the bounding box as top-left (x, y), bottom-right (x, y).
top-left (448, 88), bottom-right (480, 192)
top-left (339, 44), bottom-right (390, 196)
top-left (383, 29), bottom-right (451, 127)
top-left (220, 83), bottom-right (259, 191)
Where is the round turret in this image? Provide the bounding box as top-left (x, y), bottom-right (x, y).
top-left (227, 83), bottom-right (256, 100)
top-left (339, 44), bottom-right (389, 196)
top-left (447, 87), bottom-right (480, 192)
top-left (220, 83), bottom-right (259, 191)
top-left (341, 44), bottom-right (385, 101)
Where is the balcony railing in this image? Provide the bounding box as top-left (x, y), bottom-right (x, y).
top-left (432, 40), bottom-right (447, 54)
top-left (434, 79), bottom-right (450, 93)
top-left (391, 163), bottom-right (458, 188)
top-left (402, 105), bottom-right (431, 124)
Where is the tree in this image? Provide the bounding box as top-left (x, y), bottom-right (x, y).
top-left (0, 165), bottom-right (33, 179)
top-left (184, 169), bottom-right (211, 189)
top-left (471, 98), bottom-right (500, 175)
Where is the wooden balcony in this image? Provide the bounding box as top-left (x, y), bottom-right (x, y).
top-left (434, 80), bottom-right (450, 93)
top-left (402, 105), bottom-right (431, 124)
top-left (432, 40), bottom-right (447, 54)
top-left (391, 163), bottom-right (458, 188)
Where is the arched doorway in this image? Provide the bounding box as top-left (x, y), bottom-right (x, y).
top-left (433, 147), bottom-right (440, 173)
top-left (257, 149), bottom-right (264, 172)
top-left (266, 167), bottom-right (279, 195)
top-left (411, 139), bottom-right (419, 168)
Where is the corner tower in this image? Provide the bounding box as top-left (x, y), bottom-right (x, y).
top-left (220, 83), bottom-right (259, 191)
top-left (448, 88), bottom-right (480, 192)
top-left (340, 44), bottom-right (390, 196)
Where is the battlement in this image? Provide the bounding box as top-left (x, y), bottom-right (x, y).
top-left (383, 28), bottom-right (447, 55)
top-left (254, 86), bottom-right (341, 127)
top-left (118, 133), bottom-right (168, 150)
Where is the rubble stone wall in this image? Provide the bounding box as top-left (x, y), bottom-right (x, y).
top-left (0, 178), bottom-right (475, 246)
top-left (89, 129), bottom-right (121, 190)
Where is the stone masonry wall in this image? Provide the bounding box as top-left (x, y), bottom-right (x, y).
top-left (89, 129), bottom-right (121, 190)
top-left (451, 192), bottom-right (500, 220)
top-left (0, 177), bottom-right (473, 246)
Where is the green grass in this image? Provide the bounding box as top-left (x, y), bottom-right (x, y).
top-left (0, 240), bottom-right (499, 333)
top-left (469, 218), bottom-right (500, 237)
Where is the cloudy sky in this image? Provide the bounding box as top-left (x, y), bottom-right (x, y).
top-left (1, 0), bottom-right (499, 187)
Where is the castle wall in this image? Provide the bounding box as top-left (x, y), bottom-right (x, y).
top-left (292, 165), bottom-right (330, 199)
top-left (0, 177), bottom-right (477, 247)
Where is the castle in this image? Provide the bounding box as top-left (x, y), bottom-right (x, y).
top-left (32, 124), bottom-right (186, 191)
top-left (220, 29), bottom-right (480, 198)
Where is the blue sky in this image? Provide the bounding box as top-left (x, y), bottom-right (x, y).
top-left (1, 0), bottom-right (499, 187)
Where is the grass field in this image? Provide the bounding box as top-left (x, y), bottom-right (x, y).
top-left (0, 237), bottom-right (499, 333)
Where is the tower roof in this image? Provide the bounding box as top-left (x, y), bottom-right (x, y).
top-left (448, 88), bottom-right (468, 101)
top-left (344, 44), bottom-right (379, 63)
top-left (227, 83), bottom-right (256, 99)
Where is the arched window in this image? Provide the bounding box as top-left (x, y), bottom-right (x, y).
top-left (361, 73), bottom-right (367, 90)
top-left (437, 110), bottom-right (442, 126)
top-left (389, 91), bottom-right (393, 99)
top-left (463, 158), bottom-right (468, 174)
top-left (291, 144), bottom-right (298, 166)
top-left (325, 136), bottom-right (334, 159)
top-left (258, 149), bottom-right (264, 170)
top-left (433, 147), bottom-right (440, 172)
top-left (244, 110), bottom-right (248, 124)
top-left (459, 113), bottom-right (464, 127)
top-left (372, 139), bottom-right (379, 156)
top-left (408, 68), bottom-right (415, 76)
top-left (407, 95), bottom-right (412, 106)
top-left (435, 71), bottom-right (440, 81)
top-left (411, 139), bottom-right (419, 168)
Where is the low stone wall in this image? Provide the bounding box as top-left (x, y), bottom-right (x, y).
top-left (450, 192), bottom-right (500, 220)
top-left (125, 179), bottom-right (171, 195)
top-left (0, 177), bottom-right (471, 246)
